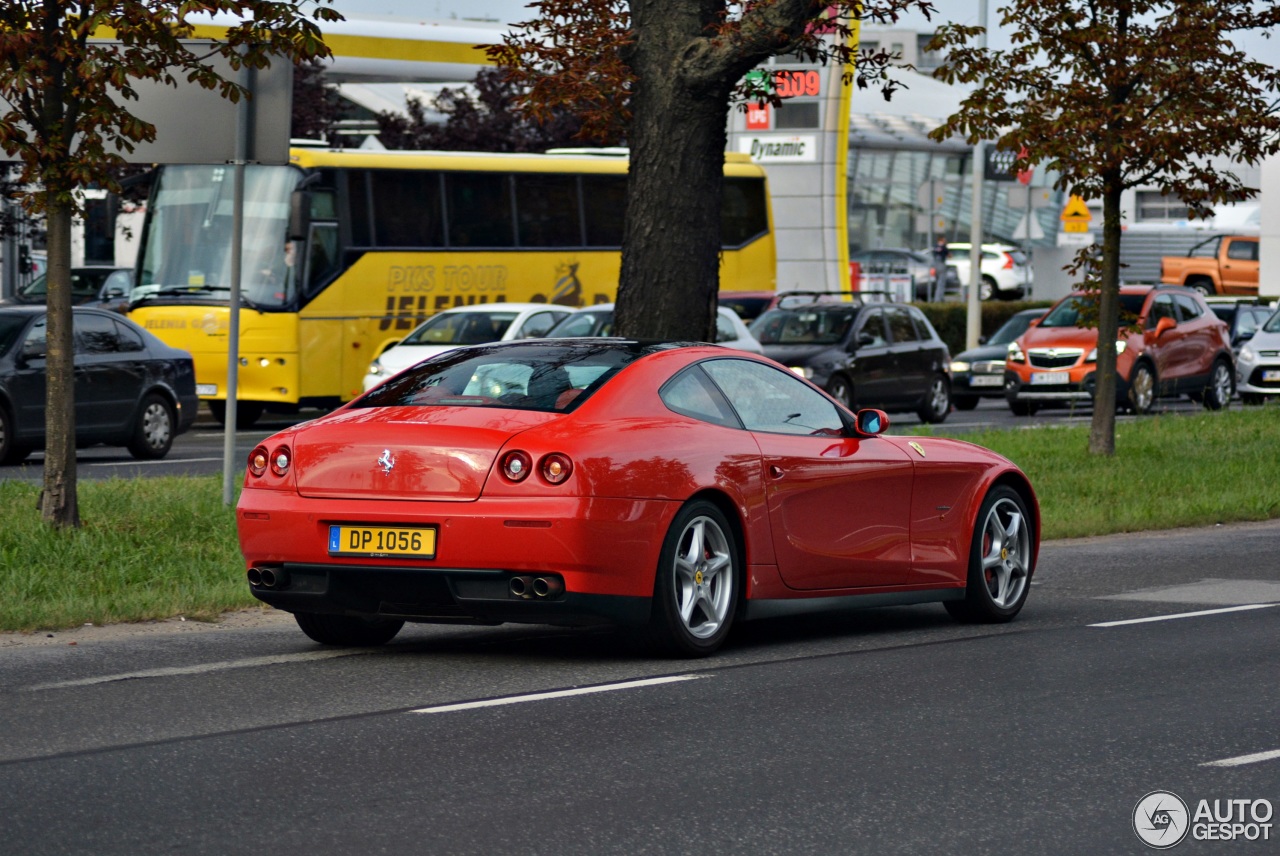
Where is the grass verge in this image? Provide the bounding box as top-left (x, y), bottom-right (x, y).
top-left (2, 407), bottom-right (1277, 632)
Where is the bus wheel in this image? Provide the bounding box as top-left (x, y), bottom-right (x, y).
top-left (209, 400), bottom-right (264, 429)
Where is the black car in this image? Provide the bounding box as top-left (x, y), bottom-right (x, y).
top-left (749, 294), bottom-right (953, 422)
top-left (950, 308), bottom-right (1047, 410)
top-left (0, 306), bottom-right (198, 464)
top-left (6, 266), bottom-right (135, 314)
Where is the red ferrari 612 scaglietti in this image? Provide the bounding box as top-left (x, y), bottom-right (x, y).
top-left (237, 339), bottom-right (1039, 657)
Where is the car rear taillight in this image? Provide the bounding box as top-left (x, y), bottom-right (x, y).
top-left (500, 450), bottom-right (533, 482)
top-left (1002, 253), bottom-right (1014, 269)
top-left (270, 445), bottom-right (291, 477)
top-left (540, 453), bottom-right (573, 485)
top-left (248, 445), bottom-right (269, 477)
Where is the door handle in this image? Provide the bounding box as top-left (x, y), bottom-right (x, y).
top-left (768, 464), bottom-right (784, 479)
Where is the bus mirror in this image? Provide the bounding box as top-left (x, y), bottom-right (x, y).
top-left (288, 191), bottom-right (312, 241)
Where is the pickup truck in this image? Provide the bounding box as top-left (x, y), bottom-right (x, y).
top-left (1160, 235), bottom-right (1258, 296)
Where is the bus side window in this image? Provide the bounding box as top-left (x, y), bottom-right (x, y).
top-left (305, 224), bottom-right (340, 296)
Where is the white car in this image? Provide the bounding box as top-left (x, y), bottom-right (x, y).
top-left (947, 242), bottom-right (1034, 300)
top-left (545, 303), bottom-right (764, 354)
top-left (1235, 307), bottom-right (1280, 404)
top-left (362, 303), bottom-right (571, 391)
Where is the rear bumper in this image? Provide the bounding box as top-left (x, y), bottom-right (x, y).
top-left (248, 563), bottom-right (651, 627)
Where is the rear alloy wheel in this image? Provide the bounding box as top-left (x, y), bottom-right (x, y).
top-left (1187, 279), bottom-right (1215, 298)
top-left (825, 375), bottom-right (853, 408)
top-left (0, 405), bottom-right (32, 465)
top-left (647, 500), bottom-right (739, 657)
top-left (1128, 362), bottom-right (1156, 414)
top-left (1202, 359), bottom-right (1233, 411)
top-left (978, 277), bottom-right (996, 301)
top-left (295, 612), bottom-right (404, 646)
top-left (917, 374), bottom-right (951, 423)
top-left (127, 394), bottom-right (175, 460)
top-left (945, 486), bottom-right (1034, 623)
top-left (953, 394), bottom-right (980, 411)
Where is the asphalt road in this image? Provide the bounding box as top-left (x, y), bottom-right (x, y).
top-left (1, 521), bottom-right (1277, 854)
top-left (0, 394), bottom-right (1223, 482)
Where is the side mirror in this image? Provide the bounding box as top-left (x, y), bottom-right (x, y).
top-left (1028, 318), bottom-right (1040, 327)
top-left (288, 190), bottom-right (312, 242)
top-left (1154, 316), bottom-right (1175, 338)
top-left (102, 285), bottom-right (127, 299)
top-left (978, 335), bottom-right (989, 345)
top-left (21, 341), bottom-right (45, 361)
top-left (854, 408), bottom-right (889, 436)
top-left (855, 331), bottom-right (876, 349)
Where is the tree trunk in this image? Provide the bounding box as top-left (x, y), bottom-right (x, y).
top-left (1087, 185), bottom-right (1124, 456)
top-left (40, 193), bottom-right (79, 527)
top-left (614, 1), bottom-right (737, 342)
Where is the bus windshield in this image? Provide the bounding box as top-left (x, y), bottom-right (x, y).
top-left (135, 164), bottom-right (299, 309)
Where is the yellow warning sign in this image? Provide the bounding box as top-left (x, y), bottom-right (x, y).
top-left (1061, 194), bottom-right (1092, 222)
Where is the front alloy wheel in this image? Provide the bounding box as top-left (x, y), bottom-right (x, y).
top-left (647, 500), bottom-right (738, 657)
top-left (1128, 362), bottom-right (1155, 414)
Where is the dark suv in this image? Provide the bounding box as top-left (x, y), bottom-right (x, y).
top-left (748, 292), bottom-right (953, 422)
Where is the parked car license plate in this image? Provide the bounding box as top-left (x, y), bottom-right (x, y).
top-left (1263, 370), bottom-right (1280, 382)
top-left (969, 375), bottom-right (1003, 387)
top-left (328, 525), bottom-right (437, 558)
top-left (196, 383), bottom-right (217, 396)
top-left (1029, 372), bottom-right (1067, 385)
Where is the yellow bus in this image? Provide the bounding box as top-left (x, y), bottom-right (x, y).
top-left (127, 146), bottom-right (776, 425)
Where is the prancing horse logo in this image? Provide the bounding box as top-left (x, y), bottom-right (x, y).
top-left (377, 449), bottom-right (395, 474)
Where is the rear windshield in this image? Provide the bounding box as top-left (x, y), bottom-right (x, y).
top-left (354, 341), bottom-right (645, 412)
top-left (1038, 294), bottom-right (1146, 328)
top-left (750, 306), bottom-right (856, 346)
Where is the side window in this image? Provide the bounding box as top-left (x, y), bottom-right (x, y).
top-left (112, 320), bottom-right (146, 352)
top-left (23, 316), bottom-right (48, 359)
top-left (1147, 294), bottom-right (1176, 329)
top-left (75, 313), bottom-right (120, 354)
top-left (445, 172), bottom-right (515, 248)
top-left (715, 312), bottom-right (736, 343)
top-left (581, 175), bottom-right (626, 247)
top-left (659, 366), bottom-right (741, 428)
top-left (1173, 294), bottom-right (1203, 321)
top-left (857, 308), bottom-right (888, 347)
top-left (1226, 240), bottom-right (1258, 261)
top-left (515, 311), bottom-right (564, 339)
top-left (886, 307), bottom-right (919, 344)
top-left (515, 174), bottom-right (582, 247)
top-left (702, 358), bottom-right (844, 435)
top-left (370, 170), bottom-right (444, 248)
top-left (305, 224), bottom-right (340, 296)
top-left (721, 177), bottom-right (769, 248)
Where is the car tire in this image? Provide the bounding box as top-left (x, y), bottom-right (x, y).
top-left (979, 276), bottom-right (996, 301)
top-left (1128, 361), bottom-right (1156, 415)
top-left (646, 500), bottom-right (739, 658)
top-left (294, 612), bottom-right (404, 647)
top-left (126, 393), bottom-right (176, 460)
top-left (1187, 278), bottom-right (1215, 297)
top-left (953, 394), bottom-right (980, 411)
top-left (1007, 398), bottom-right (1039, 417)
top-left (209, 399), bottom-right (264, 429)
top-left (917, 374), bottom-right (951, 423)
top-left (0, 404), bottom-right (32, 465)
top-left (944, 485), bottom-right (1034, 623)
top-left (1202, 359), bottom-right (1233, 411)
top-left (826, 375), bottom-right (854, 409)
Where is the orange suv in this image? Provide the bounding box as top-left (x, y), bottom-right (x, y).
top-left (1004, 285), bottom-right (1234, 415)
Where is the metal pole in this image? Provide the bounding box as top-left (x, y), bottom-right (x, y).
top-left (966, 0), bottom-right (989, 350)
top-left (222, 61), bottom-right (253, 505)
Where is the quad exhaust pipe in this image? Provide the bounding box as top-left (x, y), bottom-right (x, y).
top-left (509, 574), bottom-right (564, 599)
top-left (247, 567), bottom-right (288, 589)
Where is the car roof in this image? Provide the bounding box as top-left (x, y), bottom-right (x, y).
top-left (434, 302), bottom-right (558, 314)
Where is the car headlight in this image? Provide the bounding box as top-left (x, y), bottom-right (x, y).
top-left (1240, 343), bottom-right (1257, 363)
top-left (1007, 342), bottom-right (1025, 364)
top-left (1085, 341), bottom-right (1126, 363)
top-left (950, 361), bottom-right (971, 373)
top-left (367, 359), bottom-right (385, 376)
top-left (789, 366), bottom-right (814, 379)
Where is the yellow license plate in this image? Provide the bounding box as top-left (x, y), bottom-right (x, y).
top-left (327, 525), bottom-right (437, 558)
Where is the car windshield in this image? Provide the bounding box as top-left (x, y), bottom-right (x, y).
top-left (0, 313), bottom-right (30, 354)
top-left (547, 310), bottom-right (614, 338)
top-left (988, 312), bottom-right (1041, 346)
top-left (750, 306), bottom-right (856, 346)
top-left (401, 311), bottom-right (519, 346)
top-left (1038, 294), bottom-right (1146, 328)
top-left (18, 269), bottom-right (116, 300)
top-left (355, 341), bottom-right (650, 412)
